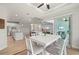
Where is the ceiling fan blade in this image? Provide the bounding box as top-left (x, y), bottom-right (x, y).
top-left (37, 3), bottom-right (44, 8)
top-left (46, 4), bottom-right (50, 9)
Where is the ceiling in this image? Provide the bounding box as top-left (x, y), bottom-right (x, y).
top-left (0, 3), bottom-right (74, 24)
top-left (0, 3), bottom-right (65, 22)
top-left (1, 3), bottom-right (44, 22)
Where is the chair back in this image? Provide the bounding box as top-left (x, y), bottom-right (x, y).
top-left (45, 34), bottom-right (69, 55)
top-left (25, 36), bottom-right (34, 55)
top-left (60, 34), bottom-right (69, 55)
top-left (45, 38), bottom-right (64, 55)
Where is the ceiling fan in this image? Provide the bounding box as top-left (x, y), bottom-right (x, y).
top-left (37, 3), bottom-right (50, 9)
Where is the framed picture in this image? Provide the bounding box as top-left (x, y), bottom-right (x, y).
top-left (0, 18), bottom-right (5, 29)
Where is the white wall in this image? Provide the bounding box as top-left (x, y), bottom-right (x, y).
top-left (0, 6), bottom-right (8, 50)
top-left (71, 10), bottom-right (79, 49)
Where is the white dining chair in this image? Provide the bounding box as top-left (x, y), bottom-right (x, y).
top-left (44, 34), bottom-right (69, 55)
top-left (60, 34), bottom-right (69, 55)
top-left (25, 36), bottom-right (44, 55)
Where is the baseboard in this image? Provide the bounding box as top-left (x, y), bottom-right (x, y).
top-left (72, 45), bottom-right (79, 49)
top-left (71, 47), bottom-right (79, 50)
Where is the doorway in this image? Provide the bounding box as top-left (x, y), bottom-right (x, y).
top-left (54, 15), bottom-right (72, 48)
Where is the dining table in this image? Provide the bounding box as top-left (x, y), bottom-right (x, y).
top-left (30, 34), bottom-right (61, 48)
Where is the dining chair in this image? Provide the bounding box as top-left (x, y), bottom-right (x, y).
top-left (44, 34), bottom-right (69, 55)
top-left (25, 36), bottom-right (44, 55)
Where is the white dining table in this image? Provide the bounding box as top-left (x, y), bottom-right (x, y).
top-left (30, 34), bottom-right (61, 47)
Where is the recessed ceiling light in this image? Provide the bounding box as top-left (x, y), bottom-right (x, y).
top-left (63, 18), bottom-right (66, 21)
top-left (15, 14), bottom-right (18, 17)
top-left (22, 24), bottom-right (23, 26)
